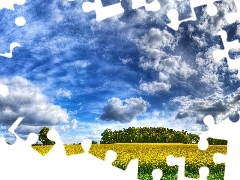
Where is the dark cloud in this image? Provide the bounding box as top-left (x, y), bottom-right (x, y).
top-left (99, 97), bottom-right (150, 123)
top-left (176, 111), bottom-right (192, 119)
top-left (229, 111), bottom-right (239, 122)
top-left (0, 76), bottom-right (69, 127)
top-left (172, 88), bottom-right (240, 124)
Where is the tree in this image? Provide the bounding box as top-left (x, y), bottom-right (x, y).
top-left (38, 127), bottom-right (55, 145)
top-left (92, 140), bottom-right (98, 144)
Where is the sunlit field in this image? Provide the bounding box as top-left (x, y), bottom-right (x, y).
top-left (32, 143), bottom-right (227, 180)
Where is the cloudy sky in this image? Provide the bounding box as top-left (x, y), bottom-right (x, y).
top-left (0, 0), bottom-right (240, 144)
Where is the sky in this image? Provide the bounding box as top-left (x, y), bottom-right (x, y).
top-left (0, 0), bottom-right (240, 144)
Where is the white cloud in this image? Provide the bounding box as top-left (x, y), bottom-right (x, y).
top-left (192, 35), bottom-right (207, 47)
top-left (60, 119), bottom-right (78, 132)
top-left (57, 88), bottom-right (72, 99)
top-left (137, 27), bottom-right (197, 89)
top-left (140, 81), bottom-right (171, 93)
top-left (99, 97), bottom-right (150, 123)
top-left (159, 72), bottom-right (168, 81)
top-left (71, 60), bottom-right (90, 68)
top-left (170, 87), bottom-right (240, 124)
top-left (121, 58), bottom-right (133, 65)
top-left (0, 76), bottom-right (69, 128)
top-left (196, 1), bottom-right (235, 34)
top-left (140, 28), bottom-right (178, 49)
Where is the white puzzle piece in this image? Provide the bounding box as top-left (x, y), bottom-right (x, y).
top-left (82, 0), bottom-right (124, 21)
top-left (198, 114), bottom-right (240, 180)
top-left (167, 0), bottom-right (218, 31)
top-left (225, 0), bottom-right (240, 24)
top-left (0, 0), bottom-right (26, 58)
top-left (0, 84), bottom-right (8, 97)
top-left (212, 30), bottom-right (240, 78)
top-left (131, 0), bottom-right (161, 12)
top-left (167, 155), bottom-right (209, 180)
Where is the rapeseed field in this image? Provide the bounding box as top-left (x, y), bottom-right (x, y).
top-left (32, 143), bottom-right (227, 180)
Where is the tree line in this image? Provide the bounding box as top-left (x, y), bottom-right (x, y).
top-left (6, 126), bottom-right (227, 145)
top-left (100, 127), bottom-right (227, 145)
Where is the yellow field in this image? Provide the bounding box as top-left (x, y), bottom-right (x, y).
top-left (32, 143), bottom-right (227, 167)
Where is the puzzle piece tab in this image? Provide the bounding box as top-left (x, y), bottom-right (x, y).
top-left (166, 155), bottom-right (209, 180)
top-left (2, 118), bottom-right (143, 180)
top-left (131, 0), bottom-right (161, 12)
top-left (167, 155), bottom-right (209, 180)
top-left (225, 0), bottom-right (240, 24)
top-left (167, 0), bottom-right (218, 31)
top-left (212, 30), bottom-right (240, 78)
top-left (66, 138), bottom-right (140, 180)
top-left (152, 169), bottom-right (163, 180)
top-left (82, 0), bottom-right (124, 21)
top-left (198, 114), bottom-right (240, 180)
top-left (0, 0), bottom-right (26, 10)
top-left (0, 0), bottom-right (26, 58)
top-left (0, 84), bottom-right (8, 97)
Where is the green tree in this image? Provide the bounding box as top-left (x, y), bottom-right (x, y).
top-left (38, 127), bottom-right (55, 145)
top-left (92, 140), bottom-right (98, 144)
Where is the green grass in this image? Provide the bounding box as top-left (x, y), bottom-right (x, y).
top-left (115, 162), bottom-right (225, 180)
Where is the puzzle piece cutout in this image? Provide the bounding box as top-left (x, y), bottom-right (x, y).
top-left (82, 0), bottom-right (162, 21)
top-left (0, 84), bottom-right (8, 97)
top-left (152, 168), bottom-right (163, 180)
top-left (0, 0), bottom-right (26, 10)
top-left (82, 0), bottom-right (124, 21)
top-left (0, 42), bottom-right (21, 58)
top-left (0, 0), bottom-right (26, 58)
top-left (5, 115), bottom-right (240, 180)
top-left (0, 117), bottom-right (43, 180)
top-left (0, 117), bottom-right (145, 180)
top-left (66, 138), bottom-right (140, 180)
top-left (225, 0), bottom-right (240, 24)
top-left (166, 155), bottom-right (209, 180)
top-left (198, 114), bottom-right (240, 180)
top-left (131, 0), bottom-right (161, 12)
top-left (167, 0), bottom-right (218, 31)
top-left (212, 30), bottom-right (240, 78)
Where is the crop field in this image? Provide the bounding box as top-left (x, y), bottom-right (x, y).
top-left (32, 143), bottom-right (227, 180)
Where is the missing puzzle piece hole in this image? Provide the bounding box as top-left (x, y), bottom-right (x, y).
top-left (15, 17), bottom-right (26, 26)
top-left (198, 137), bottom-right (208, 150)
top-left (166, 155), bottom-right (179, 166)
top-left (105, 150), bottom-right (117, 164)
top-left (152, 169), bottom-right (163, 180)
top-left (81, 139), bottom-right (92, 153)
top-left (27, 133), bottom-right (38, 145)
top-left (203, 115), bottom-right (215, 127)
top-left (213, 153), bottom-right (226, 164)
top-left (0, 84), bottom-right (9, 97)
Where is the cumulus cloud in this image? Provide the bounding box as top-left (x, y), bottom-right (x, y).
top-left (99, 97), bottom-right (150, 123)
top-left (171, 87), bottom-right (240, 124)
top-left (196, 1), bottom-right (235, 34)
top-left (139, 28), bottom-right (178, 50)
top-left (192, 34), bottom-right (207, 47)
top-left (137, 27), bottom-right (197, 88)
top-left (140, 81), bottom-right (171, 93)
top-left (57, 88), bottom-right (72, 99)
top-left (0, 76), bottom-right (69, 127)
top-left (121, 58), bottom-right (133, 65)
top-left (59, 119), bottom-right (78, 132)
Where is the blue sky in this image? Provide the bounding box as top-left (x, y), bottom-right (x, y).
top-left (0, 0), bottom-right (240, 144)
